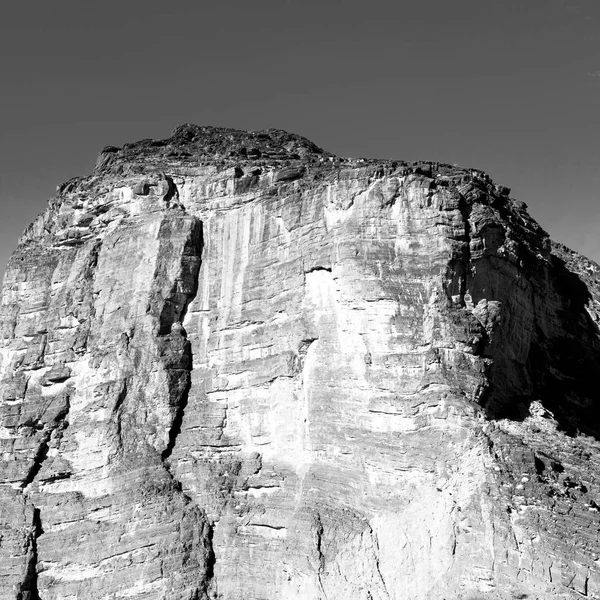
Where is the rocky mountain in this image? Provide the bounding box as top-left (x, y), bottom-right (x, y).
top-left (2, 124), bottom-right (600, 599)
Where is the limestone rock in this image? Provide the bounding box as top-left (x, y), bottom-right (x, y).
top-left (2, 125), bottom-right (600, 599)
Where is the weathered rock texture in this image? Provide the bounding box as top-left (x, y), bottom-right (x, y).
top-left (2, 124), bottom-right (600, 599)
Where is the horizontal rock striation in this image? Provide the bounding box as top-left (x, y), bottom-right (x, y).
top-left (2, 124), bottom-right (600, 599)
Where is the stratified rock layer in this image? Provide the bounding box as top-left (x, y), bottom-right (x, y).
top-left (2, 125), bottom-right (600, 599)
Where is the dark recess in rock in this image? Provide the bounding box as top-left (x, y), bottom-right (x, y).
top-left (17, 507), bottom-right (42, 600)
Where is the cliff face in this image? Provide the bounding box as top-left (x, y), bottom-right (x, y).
top-left (2, 125), bottom-right (600, 600)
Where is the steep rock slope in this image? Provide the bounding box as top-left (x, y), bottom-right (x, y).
top-left (2, 125), bottom-right (600, 599)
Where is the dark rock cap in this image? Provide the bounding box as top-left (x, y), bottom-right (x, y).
top-left (93, 124), bottom-right (334, 175)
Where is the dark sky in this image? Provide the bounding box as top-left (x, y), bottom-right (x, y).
top-left (1, 0), bottom-right (599, 281)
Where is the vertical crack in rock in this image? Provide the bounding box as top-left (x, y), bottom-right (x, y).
top-left (198, 520), bottom-right (216, 600)
top-left (101, 212), bottom-right (213, 598)
top-left (21, 394), bottom-right (71, 489)
top-left (16, 396), bottom-right (71, 598)
top-left (369, 525), bottom-right (391, 600)
top-left (154, 216), bottom-right (202, 336)
top-left (152, 215), bottom-right (216, 598)
top-left (458, 196), bottom-right (472, 303)
top-left (17, 507), bottom-right (42, 600)
top-left (157, 216), bottom-right (203, 462)
top-left (72, 239), bottom-right (102, 355)
top-left (444, 191), bottom-right (473, 306)
top-left (110, 376), bottom-right (129, 460)
top-left (312, 512), bottom-right (328, 599)
top-left (21, 434), bottom-right (51, 490)
top-left (160, 331), bottom-right (193, 463)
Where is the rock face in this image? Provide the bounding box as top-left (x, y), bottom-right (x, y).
top-left (2, 125), bottom-right (600, 599)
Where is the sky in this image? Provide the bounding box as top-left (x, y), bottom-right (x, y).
top-left (1, 0), bottom-right (599, 281)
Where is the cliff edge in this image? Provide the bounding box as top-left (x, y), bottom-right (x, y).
top-left (2, 125), bottom-right (600, 599)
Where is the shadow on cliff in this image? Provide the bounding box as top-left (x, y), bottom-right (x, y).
top-left (481, 254), bottom-right (600, 440)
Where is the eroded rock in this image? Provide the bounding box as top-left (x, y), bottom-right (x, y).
top-left (1, 125), bottom-right (600, 599)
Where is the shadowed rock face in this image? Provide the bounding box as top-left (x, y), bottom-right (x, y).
top-left (1, 125), bottom-right (600, 599)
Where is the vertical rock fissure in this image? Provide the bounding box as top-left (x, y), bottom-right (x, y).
top-left (199, 521), bottom-right (216, 600)
top-left (443, 191), bottom-right (473, 305)
top-left (21, 395), bottom-right (71, 489)
top-left (456, 194), bottom-right (473, 304)
top-left (151, 216), bottom-right (215, 598)
top-left (111, 377), bottom-right (129, 460)
top-left (154, 217), bottom-right (202, 335)
top-left (369, 526), bottom-right (391, 600)
top-left (159, 218), bottom-right (203, 462)
top-left (313, 513), bottom-right (328, 599)
top-left (21, 436), bottom-right (52, 491)
top-left (16, 395), bottom-right (72, 599)
top-left (72, 239), bottom-right (103, 356)
top-left (161, 339), bottom-right (193, 463)
top-left (17, 506), bottom-right (42, 600)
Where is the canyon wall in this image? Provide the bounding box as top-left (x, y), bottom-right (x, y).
top-left (2, 125), bottom-right (600, 599)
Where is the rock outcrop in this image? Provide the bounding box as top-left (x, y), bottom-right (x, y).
top-left (2, 124), bottom-right (600, 599)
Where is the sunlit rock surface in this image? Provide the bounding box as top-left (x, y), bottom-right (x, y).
top-left (2, 124), bottom-right (600, 599)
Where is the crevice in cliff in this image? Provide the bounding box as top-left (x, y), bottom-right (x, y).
top-left (312, 512), bottom-right (328, 599)
top-left (152, 216), bottom-right (203, 464)
top-left (155, 218), bottom-right (203, 336)
top-left (368, 525), bottom-right (391, 600)
top-left (21, 395), bottom-right (71, 489)
top-left (72, 239), bottom-right (103, 355)
top-left (161, 352), bottom-right (193, 462)
top-left (150, 215), bottom-right (215, 599)
top-left (17, 506), bottom-right (42, 600)
top-left (21, 434), bottom-right (51, 490)
top-left (161, 330), bottom-right (199, 458)
top-left (198, 520), bottom-right (216, 600)
top-left (444, 194), bottom-right (473, 305)
top-left (163, 175), bottom-right (179, 205)
top-left (111, 377), bottom-right (130, 460)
